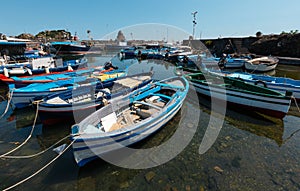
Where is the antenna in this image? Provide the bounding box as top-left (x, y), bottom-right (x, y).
top-left (191, 11), bottom-right (198, 39)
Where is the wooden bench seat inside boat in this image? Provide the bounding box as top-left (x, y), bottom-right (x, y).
top-left (114, 76), bottom-right (151, 89)
top-left (109, 110), bottom-right (140, 132)
top-left (136, 108), bottom-right (158, 119)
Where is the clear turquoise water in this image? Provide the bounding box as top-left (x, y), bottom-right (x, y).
top-left (0, 55), bottom-right (300, 191)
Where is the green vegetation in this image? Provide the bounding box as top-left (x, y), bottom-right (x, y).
top-left (35, 30), bottom-right (71, 41)
top-left (256, 31), bottom-right (263, 38)
top-left (15, 30), bottom-right (72, 41)
top-left (281, 30), bottom-right (299, 35)
top-left (204, 40), bottom-right (213, 46)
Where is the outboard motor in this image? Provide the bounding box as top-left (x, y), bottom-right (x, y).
top-left (104, 61), bottom-right (118, 70)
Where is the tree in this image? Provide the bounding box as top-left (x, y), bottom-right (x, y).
top-left (290, 30), bottom-right (299, 35)
top-left (35, 30), bottom-right (71, 41)
top-left (16, 33), bottom-right (35, 40)
top-left (256, 31), bottom-right (263, 38)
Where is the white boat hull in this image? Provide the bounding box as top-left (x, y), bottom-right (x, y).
top-left (245, 56), bottom-right (279, 72)
top-left (72, 100), bottom-right (183, 166)
top-left (190, 81), bottom-right (291, 118)
top-left (71, 77), bottom-right (189, 166)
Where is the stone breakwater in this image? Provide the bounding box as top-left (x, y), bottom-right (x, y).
top-left (192, 33), bottom-right (300, 59)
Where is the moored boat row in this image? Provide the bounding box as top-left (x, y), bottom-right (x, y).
top-left (1, 50), bottom-right (299, 169)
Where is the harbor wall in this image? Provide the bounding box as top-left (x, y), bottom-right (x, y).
top-left (184, 33), bottom-right (300, 59)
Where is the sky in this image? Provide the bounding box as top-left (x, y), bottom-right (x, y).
top-left (1, 0), bottom-right (300, 42)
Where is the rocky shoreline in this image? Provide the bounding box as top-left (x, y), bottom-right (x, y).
top-left (197, 33), bottom-right (300, 59)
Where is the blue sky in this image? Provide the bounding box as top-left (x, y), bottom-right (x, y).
top-left (1, 0), bottom-right (299, 41)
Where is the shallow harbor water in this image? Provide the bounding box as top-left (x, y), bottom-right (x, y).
top-left (0, 55), bottom-right (300, 191)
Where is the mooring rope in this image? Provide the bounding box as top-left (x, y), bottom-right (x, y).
top-left (291, 96), bottom-right (300, 113)
top-left (0, 134), bottom-right (71, 159)
top-left (2, 139), bottom-right (76, 191)
top-left (250, 64), bottom-right (259, 74)
top-left (283, 128), bottom-right (300, 144)
top-left (0, 102), bottom-right (39, 158)
top-left (0, 88), bottom-right (15, 119)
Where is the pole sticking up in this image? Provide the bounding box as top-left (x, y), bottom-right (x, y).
top-left (191, 11), bottom-right (198, 39)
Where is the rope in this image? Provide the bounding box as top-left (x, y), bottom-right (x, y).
top-left (249, 64), bottom-right (259, 74)
top-left (0, 102), bottom-right (39, 158)
top-left (283, 128), bottom-right (300, 144)
top-left (0, 88), bottom-right (15, 119)
top-left (291, 96), bottom-right (300, 113)
top-left (2, 139), bottom-right (75, 191)
top-left (0, 134), bottom-right (71, 159)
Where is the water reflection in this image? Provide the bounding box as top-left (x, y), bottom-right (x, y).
top-left (224, 109), bottom-right (284, 146)
top-left (187, 89), bottom-right (285, 146)
top-left (7, 107), bottom-right (36, 129)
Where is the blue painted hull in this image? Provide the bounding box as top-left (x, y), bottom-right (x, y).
top-left (52, 44), bottom-right (91, 55)
top-left (11, 76), bottom-right (91, 109)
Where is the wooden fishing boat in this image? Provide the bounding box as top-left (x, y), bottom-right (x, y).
top-left (244, 56), bottom-right (279, 72)
top-left (181, 68), bottom-right (291, 119)
top-left (0, 50), bottom-right (88, 77)
top-left (0, 68), bottom-right (94, 88)
top-left (11, 76), bottom-right (94, 109)
top-left (91, 68), bottom-right (127, 82)
top-left (211, 71), bottom-right (300, 102)
top-left (36, 72), bottom-right (153, 125)
top-left (70, 76), bottom-right (189, 166)
top-left (50, 41), bottom-right (92, 55)
top-left (220, 57), bottom-right (249, 68)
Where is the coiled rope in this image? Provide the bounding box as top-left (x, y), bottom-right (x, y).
top-left (2, 139), bottom-right (75, 191)
top-left (0, 88), bottom-right (15, 119)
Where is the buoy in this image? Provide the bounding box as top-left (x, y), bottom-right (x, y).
top-left (45, 67), bottom-right (50, 74)
top-left (3, 68), bottom-right (9, 77)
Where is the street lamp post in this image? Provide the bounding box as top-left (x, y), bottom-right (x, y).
top-left (191, 11), bottom-right (198, 39)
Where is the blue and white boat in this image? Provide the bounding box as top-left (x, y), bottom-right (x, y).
top-left (11, 76), bottom-right (94, 109)
top-left (0, 68), bottom-right (94, 88)
top-left (220, 57), bottom-right (249, 69)
top-left (1, 50), bottom-right (88, 77)
top-left (11, 68), bottom-right (128, 109)
top-left (212, 71), bottom-right (300, 101)
top-left (71, 76), bottom-right (189, 167)
top-left (37, 72), bottom-right (153, 125)
top-left (181, 68), bottom-right (292, 119)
